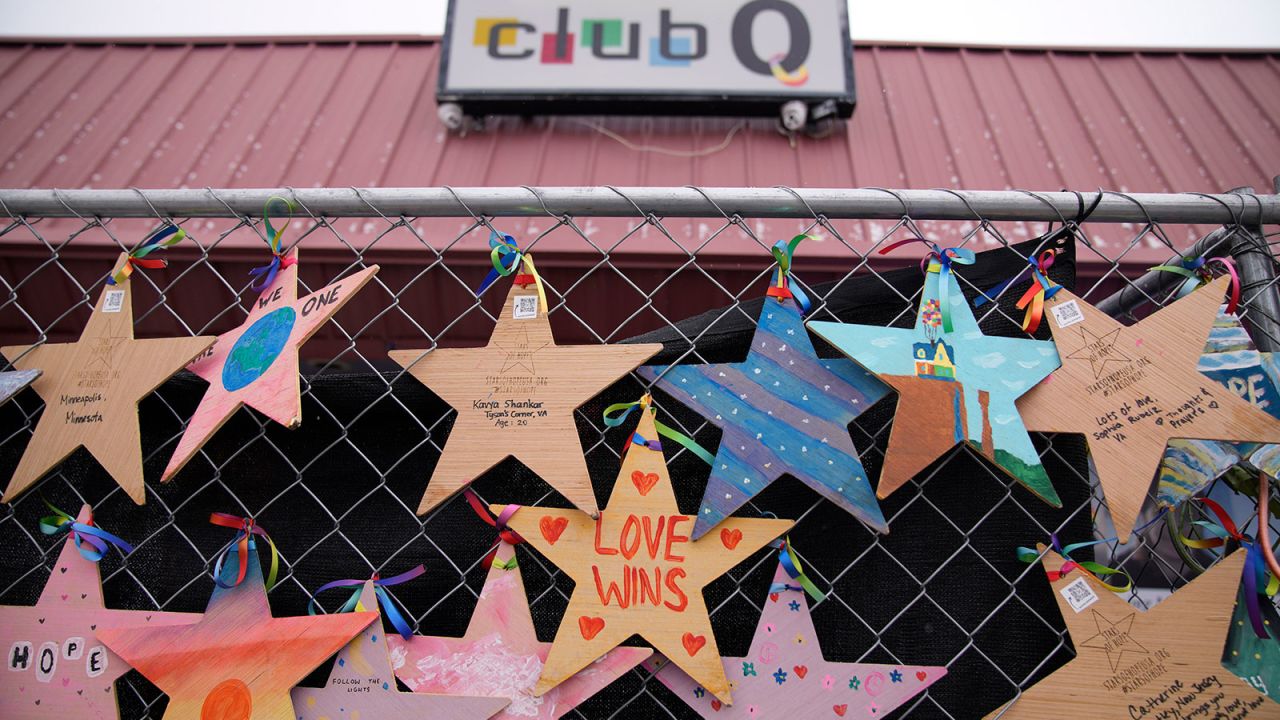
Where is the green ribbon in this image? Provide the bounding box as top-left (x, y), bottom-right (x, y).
top-left (602, 395), bottom-right (714, 465)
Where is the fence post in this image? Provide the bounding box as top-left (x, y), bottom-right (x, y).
top-left (1227, 186), bottom-right (1280, 353)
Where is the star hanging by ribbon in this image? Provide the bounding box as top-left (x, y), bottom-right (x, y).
top-left (0, 505), bottom-right (201, 719)
top-left (389, 541), bottom-right (652, 719)
top-left (389, 278), bottom-right (662, 517)
top-left (292, 579), bottom-right (509, 719)
top-left (97, 535), bottom-right (376, 720)
top-left (653, 557), bottom-right (946, 718)
top-left (639, 293), bottom-right (892, 538)
top-left (162, 248), bottom-right (379, 482)
top-left (1, 254), bottom-right (215, 504)
top-left (1017, 277), bottom-right (1280, 539)
top-left (984, 546), bottom-right (1270, 718)
top-left (808, 262), bottom-right (1062, 506)
top-left (494, 406), bottom-right (793, 704)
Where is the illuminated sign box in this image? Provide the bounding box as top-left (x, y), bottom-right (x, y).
top-left (438, 0), bottom-right (856, 118)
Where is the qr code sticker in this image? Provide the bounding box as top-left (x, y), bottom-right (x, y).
top-left (102, 289), bottom-right (126, 314)
top-left (1060, 576), bottom-right (1099, 613)
top-left (1050, 299), bottom-right (1085, 329)
top-left (512, 295), bottom-right (538, 319)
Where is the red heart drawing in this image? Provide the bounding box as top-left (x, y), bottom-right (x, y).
top-left (720, 528), bottom-right (743, 550)
top-left (578, 615), bottom-right (605, 641)
top-left (539, 515), bottom-right (569, 544)
top-left (794, 664), bottom-right (808, 679)
top-left (61, 677), bottom-right (70, 687)
top-left (916, 670), bottom-right (927, 681)
top-left (682, 632), bottom-right (706, 656)
top-left (60, 594), bottom-right (67, 601)
top-left (833, 704), bottom-right (847, 717)
top-left (631, 470), bottom-right (659, 496)
top-left (711, 699), bottom-right (722, 711)
top-left (768, 593), bottom-right (779, 603)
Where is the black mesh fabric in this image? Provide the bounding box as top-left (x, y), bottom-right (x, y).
top-left (0, 236), bottom-right (1091, 719)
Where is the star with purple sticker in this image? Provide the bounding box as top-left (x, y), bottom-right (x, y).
top-left (890, 669), bottom-right (903, 683)
top-left (773, 668), bottom-right (788, 685)
top-left (788, 600), bottom-right (801, 611)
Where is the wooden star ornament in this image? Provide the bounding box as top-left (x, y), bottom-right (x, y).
top-left (162, 249), bottom-right (379, 481)
top-left (389, 542), bottom-right (652, 719)
top-left (494, 406), bottom-right (793, 704)
top-left (1017, 277), bottom-right (1280, 539)
top-left (653, 558), bottom-right (946, 718)
top-left (808, 266), bottom-right (1062, 506)
top-left (97, 537), bottom-right (376, 720)
top-left (389, 279), bottom-right (662, 516)
top-left (985, 546), bottom-right (1270, 719)
top-left (639, 294), bottom-right (893, 539)
top-left (0, 505), bottom-right (201, 719)
top-left (292, 579), bottom-right (509, 719)
top-left (1, 256), bottom-right (215, 504)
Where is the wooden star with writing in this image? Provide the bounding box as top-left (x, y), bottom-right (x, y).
top-left (653, 558), bottom-right (946, 718)
top-left (389, 280), bottom-right (662, 516)
top-left (495, 407), bottom-right (793, 704)
top-left (985, 546), bottom-right (1270, 718)
top-left (97, 537), bottom-right (376, 720)
top-left (639, 296), bottom-right (892, 539)
top-left (1017, 277), bottom-right (1280, 539)
top-left (1, 257), bottom-right (215, 504)
top-left (389, 542), bottom-right (651, 719)
top-left (808, 268), bottom-right (1062, 506)
top-left (162, 249), bottom-right (379, 481)
top-left (0, 505), bottom-right (200, 719)
top-left (292, 580), bottom-right (508, 720)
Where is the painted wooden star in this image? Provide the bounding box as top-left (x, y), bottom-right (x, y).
top-left (653, 558), bottom-right (946, 718)
top-left (292, 579), bottom-right (508, 720)
top-left (638, 295), bottom-right (892, 539)
top-left (985, 546), bottom-right (1270, 718)
top-left (1017, 277), bottom-right (1280, 539)
top-left (808, 268), bottom-right (1062, 506)
top-left (388, 541), bottom-right (652, 719)
top-left (389, 280), bottom-right (662, 517)
top-left (495, 406), bottom-right (793, 704)
top-left (0, 368), bottom-right (40, 406)
top-left (97, 538), bottom-right (376, 720)
top-left (0, 505), bottom-right (200, 719)
top-left (1, 256), bottom-right (215, 504)
top-left (162, 249), bottom-right (379, 481)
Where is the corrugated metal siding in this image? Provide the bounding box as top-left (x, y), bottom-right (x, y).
top-left (1, 41), bottom-right (1278, 265)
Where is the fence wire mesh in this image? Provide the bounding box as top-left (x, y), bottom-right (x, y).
top-left (0, 185), bottom-right (1278, 719)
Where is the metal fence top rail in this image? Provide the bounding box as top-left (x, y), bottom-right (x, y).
top-left (2, 186), bottom-right (1278, 224)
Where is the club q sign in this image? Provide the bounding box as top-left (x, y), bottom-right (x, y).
top-left (438, 0), bottom-right (855, 119)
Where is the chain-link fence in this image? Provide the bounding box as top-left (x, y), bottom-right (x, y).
top-left (0, 185), bottom-right (1278, 719)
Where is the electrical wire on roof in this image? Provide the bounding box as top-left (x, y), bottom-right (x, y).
top-left (572, 119), bottom-right (745, 158)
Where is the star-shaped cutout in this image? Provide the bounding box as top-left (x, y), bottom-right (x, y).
top-left (494, 406), bottom-right (792, 704)
top-left (984, 546), bottom-right (1269, 718)
top-left (1018, 277), bottom-right (1280, 538)
top-left (653, 558), bottom-right (946, 717)
top-left (1, 258), bottom-right (216, 504)
top-left (162, 249), bottom-right (379, 481)
top-left (639, 296), bottom-right (892, 538)
top-left (389, 280), bottom-right (662, 517)
top-left (808, 267), bottom-right (1063, 506)
top-left (292, 579), bottom-right (508, 719)
top-left (97, 536), bottom-right (376, 720)
top-left (0, 506), bottom-right (200, 719)
top-left (388, 542), bottom-right (651, 719)
top-left (0, 368), bottom-right (40, 406)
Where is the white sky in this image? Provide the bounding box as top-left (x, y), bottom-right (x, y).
top-left (2, 0), bottom-right (1278, 50)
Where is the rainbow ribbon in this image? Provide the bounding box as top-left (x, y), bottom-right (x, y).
top-left (1016, 533), bottom-right (1135, 594)
top-left (1148, 256), bottom-right (1241, 315)
top-left (38, 501), bottom-right (134, 563)
top-left (107, 224), bottom-right (186, 285)
top-left (476, 231), bottom-right (548, 315)
top-left (1176, 497), bottom-right (1279, 640)
top-left (307, 565), bottom-right (426, 640)
top-left (765, 234), bottom-right (812, 314)
top-left (602, 394), bottom-right (715, 465)
top-left (974, 249), bottom-right (1063, 333)
top-left (248, 196), bottom-right (297, 291)
top-left (209, 513), bottom-right (279, 591)
top-left (880, 238), bottom-right (975, 333)
top-left (463, 488), bottom-right (524, 569)
top-left (769, 537), bottom-right (825, 602)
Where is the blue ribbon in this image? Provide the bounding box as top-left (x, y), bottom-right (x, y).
top-left (477, 230), bottom-right (522, 296)
top-left (248, 196), bottom-right (295, 292)
top-left (307, 565), bottom-right (426, 640)
top-left (767, 234), bottom-right (812, 314)
top-left (39, 501), bottom-right (134, 563)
